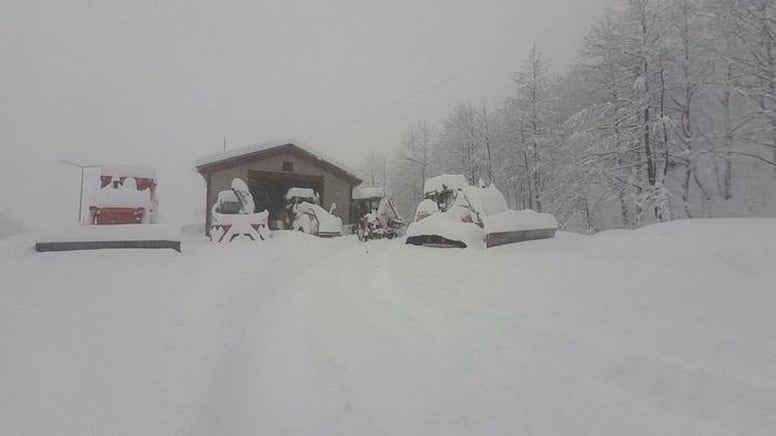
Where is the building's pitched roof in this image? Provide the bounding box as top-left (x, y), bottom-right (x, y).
top-left (193, 139), bottom-right (362, 184)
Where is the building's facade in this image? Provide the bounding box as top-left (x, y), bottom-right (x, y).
top-left (194, 140), bottom-right (362, 235)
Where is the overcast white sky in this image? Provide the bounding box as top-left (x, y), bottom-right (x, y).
top-left (2, 0), bottom-right (607, 226)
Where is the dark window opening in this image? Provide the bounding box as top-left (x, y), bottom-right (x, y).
top-left (282, 161), bottom-right (293, 172)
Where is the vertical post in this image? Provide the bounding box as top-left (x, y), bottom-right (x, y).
top-left (78, 167), bottom-right (85, 223)
top-left (61, 161), bottom-right (98, 224)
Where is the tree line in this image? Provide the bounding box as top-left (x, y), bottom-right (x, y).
top-left (366, 0), bottom-right (776, 232)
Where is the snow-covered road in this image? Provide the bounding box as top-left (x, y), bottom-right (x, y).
top-left (2, 218), bottom-right (776, 435)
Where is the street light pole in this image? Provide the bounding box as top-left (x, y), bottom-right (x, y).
top-left (61, 160), bottom-right (99, 223)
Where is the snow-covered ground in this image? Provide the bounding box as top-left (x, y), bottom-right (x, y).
top-left (1, 218), bottom-right (775, 435)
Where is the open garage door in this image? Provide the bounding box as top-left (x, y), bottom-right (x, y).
top-left (248, 170), bottom-right (324, 229)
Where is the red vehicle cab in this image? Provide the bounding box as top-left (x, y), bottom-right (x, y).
top-left (88, 165), bottom-right (159, 225)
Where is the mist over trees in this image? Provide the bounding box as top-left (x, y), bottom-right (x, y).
top-left (375, 0), bottom-right (776, 231)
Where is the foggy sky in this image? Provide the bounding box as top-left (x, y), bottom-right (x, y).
top-left (1, 0), bottom-right (606, 227)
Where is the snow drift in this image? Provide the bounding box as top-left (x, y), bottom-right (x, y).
top-left (2, 218), bottom-right (775, 435)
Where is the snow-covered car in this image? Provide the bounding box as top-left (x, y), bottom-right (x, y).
top-left (406, 174), bottom-right (558, 248)
top-left (291, 202), bottom-right (342, 237)
top-left (210, 178), bottom-right (270, 242)
top-left (285, 187), bottom-right (342, 237)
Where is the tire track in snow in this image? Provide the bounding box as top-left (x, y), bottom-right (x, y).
top-left (298, 241), bottom-right (519, 434)
top-left (190, 236), bottom-right (346, 435)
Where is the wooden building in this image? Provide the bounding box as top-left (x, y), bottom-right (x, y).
top-left (194, 140), bottom-right (362, 235)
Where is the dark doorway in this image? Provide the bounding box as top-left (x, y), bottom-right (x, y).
top-left (248, 170), bottom-right (324, 229)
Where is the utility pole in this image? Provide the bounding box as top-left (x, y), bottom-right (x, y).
top-left (61, 160), bottom-right (99, 223)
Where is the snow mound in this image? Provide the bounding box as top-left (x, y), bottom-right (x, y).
top-left (461, 183), bottom-right (508, 218)
top-left (405, 212), bottom-right (485, 249)
top-left (4, 218), bottom-right (775, 435)
top-left (476, 184), bottom-right (508, 216)
top-left (90, 186), bottom-right (152, 209)
top-left (414, 199), bottom-right (439, 220)
top-left (293, 202), bottom-right (342, 235)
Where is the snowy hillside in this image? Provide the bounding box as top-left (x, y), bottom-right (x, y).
top-left (1, 219), bottom-right (775, 435)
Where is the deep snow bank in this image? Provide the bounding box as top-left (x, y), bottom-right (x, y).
top-left (1, 219), bottom-right (775, 435)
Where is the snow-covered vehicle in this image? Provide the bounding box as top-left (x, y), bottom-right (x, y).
top-left (35, 164), bottom-right (181, 253)
top-left (285, 187), bottom-right (342, 237)
top-left (405, 174), bottom-right (558, 248)
top-left (351, 186), bottom-right (405, 241)
top-left (210, 178), bottom-right (270, 242)
top-left (88, 165), bottom-right (160, 225)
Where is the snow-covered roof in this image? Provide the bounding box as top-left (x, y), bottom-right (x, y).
top-left (424, 174), bottom-right (469, 195)
top-left (284, 187), bottom-right (317, 201)
top-left (193, 139), bottom-right (362, 183)
top-left (352, 186), bottom-right (385, 200)
top-left (100, 164), bottom-right (157, 181)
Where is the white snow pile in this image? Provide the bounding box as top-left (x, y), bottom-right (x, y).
top-left (292, 202), bottom-right (342, 235)
top-left (413, 198), bottom-right (439, 220)
top-left (352, 186), bottom-right (385, 200)
top-left (423, 174), bottom-right (469, 195)
top-left (89, 183), bottom-right (152, 209)
top-left (482, 209), bottom-right (559, 233)
top-left (406, 212), bottom-right (486, 249)
top-left (458, 182), bottom-right (508, 219)
top-left (2, 218), bottom-right (775, 435)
